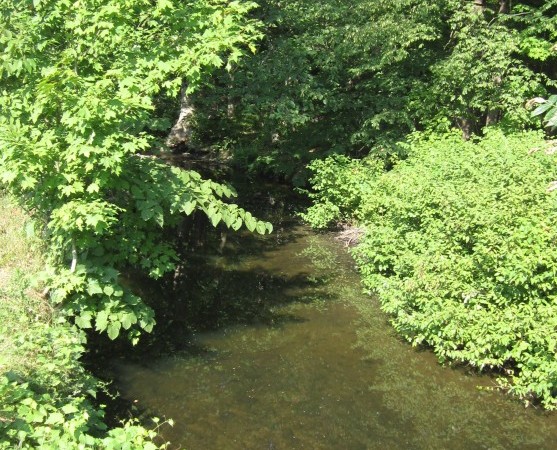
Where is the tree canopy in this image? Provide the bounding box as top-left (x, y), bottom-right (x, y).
top-left (186, 0), bottom-right (556, 178)
top-left (0, 0), bottom-right (271, 342)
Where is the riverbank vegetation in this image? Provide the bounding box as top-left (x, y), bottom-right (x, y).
top-left (297, 0), bottom-right (557, 409)
top-left (2, 0), bottom-right (557, 446)
top-left (0, 194), bottom-right (165, 448)
top-left (0, 0), bottom-right (269, 446)
top-left (305, 131), bottom-right (557, 409)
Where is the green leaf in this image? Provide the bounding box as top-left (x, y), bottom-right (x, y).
top-left (75, 312), bottom-right (92, 329)
top-left (182, 201), bottom-right (196, 215)
top-left (45, 412), bottom-right (64, 425)
top-left (140, 318), bottom-right (155, 333)
top-left (141, 207), bottom-right (154, 221)
top-left (245, 216), bottom-right (256, 232)
top-left (210, 212), bottom-right (222, 227)
top-left (231, 217), bottom-right (242, 231)
top-left (107, 322), bottom-right (121, 340)
top-left (87, 280), bottom-right (103, 296)
top-left (86, 182), bottom-right (100, 193)
top-left (103, 286), bottom-right (115, 296)
top-left (256, 221), bottom-right (267, 235)
top-left (61, 404), bottom-right (79, 415)
top-left (121, 312), bottom-right (136, 330)
top-left (532, 100), bottom-right (555, 117)
top-left (545, 108), bottom-right (557, 128)
top-left (96, 311), bottom-right (109, 331)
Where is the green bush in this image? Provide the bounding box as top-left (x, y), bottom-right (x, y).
top-left (0, 324), bottom-right (164, 450)
top-left (306, 130), bottom-right (557, 408)
top-left (301, 154), bottom-right (382, 228)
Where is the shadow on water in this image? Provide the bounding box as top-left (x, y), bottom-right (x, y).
top-left (126, 222), bottom-right (338, 357)
top-left (87, 180), bottom-right (329, 361)
top-left (95, 174), bottom-right (557, 450)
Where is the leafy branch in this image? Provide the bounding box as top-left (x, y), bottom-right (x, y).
top-left (531, 95), bottom-right (557, 129)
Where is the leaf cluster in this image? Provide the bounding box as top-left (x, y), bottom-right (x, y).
top-left (301, 154), bottom-right (382, 228)
top-left (531, 94), bottom-right (557, 129)
top-left (0, 214), bottom-right (165, 449)
top-left (0, 327), bottom-right (166, 449)
top-left (193, 0), bottom-right (455, 178)
top-left (419, 4), bottom-right (544, 134)
top-left (192, 0), bottom-right (554, 179)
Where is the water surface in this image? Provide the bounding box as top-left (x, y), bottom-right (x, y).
top-left (113, 226), bottom-right (557, 449)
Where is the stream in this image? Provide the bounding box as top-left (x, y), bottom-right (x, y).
top-left (109, 190), bottom-right (557, 449)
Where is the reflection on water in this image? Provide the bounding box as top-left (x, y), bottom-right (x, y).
top-left (112, 228), bottom-right (557, 450)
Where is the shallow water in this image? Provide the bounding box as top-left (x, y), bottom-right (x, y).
top-left (112, 226), bottom-right (557, 449)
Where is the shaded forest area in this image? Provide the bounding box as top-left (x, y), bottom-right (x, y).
top-left (189, 0), bottom-right (557, 178)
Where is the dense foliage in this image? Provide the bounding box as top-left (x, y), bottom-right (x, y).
top-left (298, 0), bottom-right (557, 409)
top-left (2, 1), bottom-right (557, 445)
top-left (0, 195), bottom-right (164, 449)
top-left (192, 0), bottom-right (454, 177)
top-left (305, 131), bottom-right (557, 408)
top-left (300, 155), bottom-right (381, 229)
top-left (0, 0), bottom-right (270, 342)
top-left (0, 326), bottom-right (165, 449)
top-left (188, 0), bottom-right (555, 179)
top-left (0, 0), bottom-right (269, 447)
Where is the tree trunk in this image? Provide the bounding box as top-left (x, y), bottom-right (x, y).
top-left (473, 0), bottom-right (486, 12)
top-left (499, 0), bottom-right (510, 13)
top-left (166, 82), bottom-right (195, 149)
top-left (486, 108), bottom-right (501, 127)
top-left (227, 73), bottom-right (235, 119)
top-left (457, 117), bottom-right (474, 141)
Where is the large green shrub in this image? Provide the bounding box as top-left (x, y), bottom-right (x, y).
top-left (306, 131), bottom-right (557, 408)
top-left (355, 131), bottom-right (557, 408)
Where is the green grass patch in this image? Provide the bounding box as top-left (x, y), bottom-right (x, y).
top-left (0, 193), bottom-right (50, 377)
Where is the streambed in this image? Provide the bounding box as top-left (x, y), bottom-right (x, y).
top-left (112, 222), bottom-right (557, 449)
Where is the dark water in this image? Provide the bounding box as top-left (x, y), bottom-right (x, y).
top-left (112, 225), bottom-right (557, 449)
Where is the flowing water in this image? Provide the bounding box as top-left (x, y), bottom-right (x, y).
top-left (111, 221), bottom-right (557, 449)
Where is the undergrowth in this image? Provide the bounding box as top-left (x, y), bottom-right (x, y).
top-left (0, 194), bottom-right (166, 449)
top-left (304, 130), bottom-right (557, 409)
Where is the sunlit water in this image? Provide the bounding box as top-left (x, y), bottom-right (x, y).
top-left (112, 226), bottom-right (557, 449)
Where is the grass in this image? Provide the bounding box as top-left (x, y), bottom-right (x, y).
top-left (0, 193), bottom-right (50, 376)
